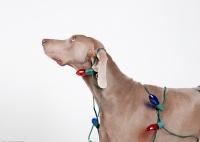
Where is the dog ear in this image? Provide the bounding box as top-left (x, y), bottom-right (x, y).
top-left (90, 49), bottom-right (108, 88)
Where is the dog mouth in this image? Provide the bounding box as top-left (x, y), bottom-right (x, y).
top-left (52, 57), bottom-right (63, 65)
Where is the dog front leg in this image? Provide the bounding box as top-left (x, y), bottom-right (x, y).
top-left (99, 124), bottom-right (109, 142)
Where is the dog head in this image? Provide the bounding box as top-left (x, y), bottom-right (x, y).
top-left (42, 35), bottom-right (107, 88)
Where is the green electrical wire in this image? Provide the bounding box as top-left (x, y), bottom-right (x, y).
top-left (88, 48), bottom-right (105, 142)
top-left (87, 47), bottom-right (199, 142)
top-left (144, 87), bottom-right (199, 142)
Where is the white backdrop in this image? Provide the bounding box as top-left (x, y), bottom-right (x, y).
top-left (0, 0), bottom-right (200, 142)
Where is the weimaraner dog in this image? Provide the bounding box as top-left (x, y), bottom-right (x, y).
top-left (42, 35), bottom-right (200, 142)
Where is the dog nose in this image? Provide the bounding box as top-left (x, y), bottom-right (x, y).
top-left (42, 39), bottom-right (48, 45)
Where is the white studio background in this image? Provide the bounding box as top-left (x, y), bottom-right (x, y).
top-left (0, 0), bottom-right (200, 142)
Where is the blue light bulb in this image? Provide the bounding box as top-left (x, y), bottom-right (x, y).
top-left (92, 118), bottom-right (98, 124)
top-left (149, 94), bottom-right (159, 105)
top-left (91, 118), bottom-right (100, 129)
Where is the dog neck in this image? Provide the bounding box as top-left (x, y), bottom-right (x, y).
top-left (81, 53), bottom-right (139, 107)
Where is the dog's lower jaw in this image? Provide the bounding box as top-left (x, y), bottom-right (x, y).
top-left (69, 61), bottom-right (92, 71)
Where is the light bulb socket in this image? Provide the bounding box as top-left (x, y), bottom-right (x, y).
top-left (157, 121), bottom-right (165, 129)
top-left (93, 122), bottom-right (100, 129)
top-left (156, 103), bottom-right (163, 111)
top-left (85, 69), bottom-right (94, 75)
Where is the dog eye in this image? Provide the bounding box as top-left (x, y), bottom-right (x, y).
top-left (71, 36), bottom-right (76, 42)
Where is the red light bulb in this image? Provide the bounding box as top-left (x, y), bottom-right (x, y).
top-left (146, 124), bottom-right (159, 131)
top-left (76, 69), bottom-right (94, 76)
top-left (76, 69), bottom-right (86, 76)
top-left (146, 122), bottom-right (164, 131)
